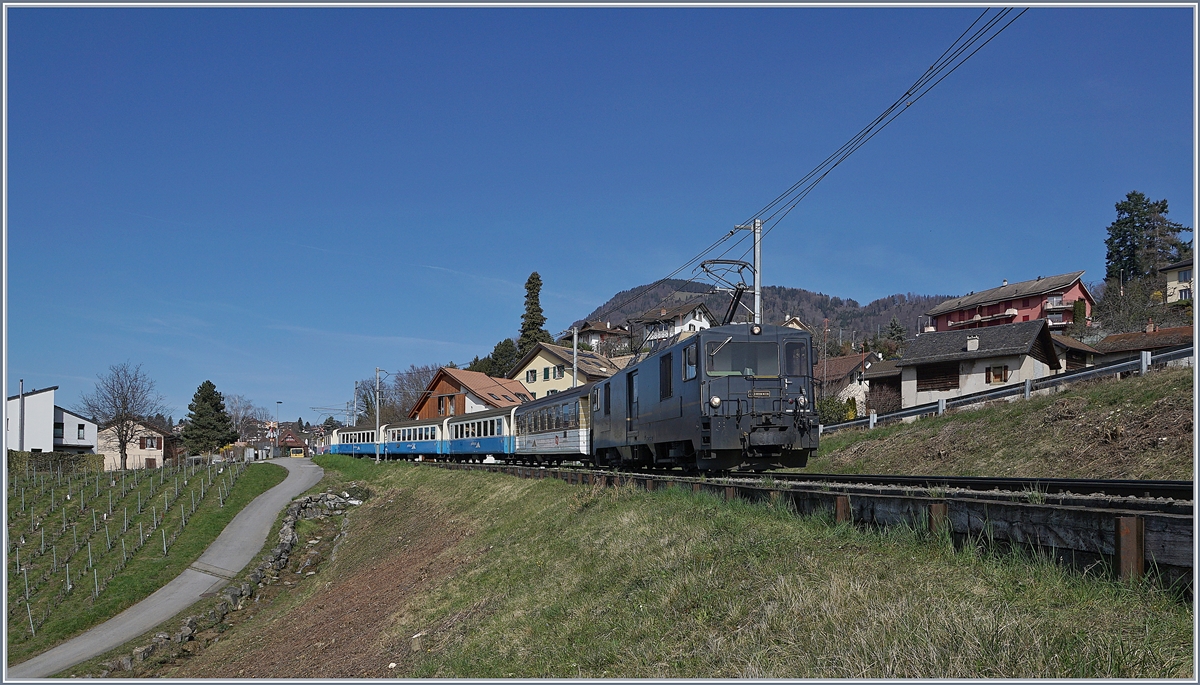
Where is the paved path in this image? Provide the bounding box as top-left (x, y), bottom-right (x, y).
top-left (8, 458), bottom-right (324, 679)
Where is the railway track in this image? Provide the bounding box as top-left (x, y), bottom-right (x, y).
top-left (425, 460), bottom-right (1194, 588)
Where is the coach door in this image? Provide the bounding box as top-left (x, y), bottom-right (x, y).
top-left (625, 370), bottom-right (639, 441)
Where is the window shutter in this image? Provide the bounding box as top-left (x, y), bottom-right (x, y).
top-left (1003, 366), bottom-right (1010, 382)
top-left (985, 367), bottom-right (992, 384)
top-left (139, 437), bottom-right (146, 449)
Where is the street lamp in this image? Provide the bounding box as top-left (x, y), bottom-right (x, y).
top-left (275, 401), bottom-right (282, 459)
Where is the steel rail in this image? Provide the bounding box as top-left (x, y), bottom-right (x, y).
top-left (760, 473), bottom-right (1194, 501)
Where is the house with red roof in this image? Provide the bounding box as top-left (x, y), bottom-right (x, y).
top-left (408, 367), bottom-right (532, 421)
top-left (925, 271), bottom-right (1094, 333)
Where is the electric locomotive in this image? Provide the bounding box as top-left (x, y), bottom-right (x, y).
top-left (589, 321), bottom-right (816, 471)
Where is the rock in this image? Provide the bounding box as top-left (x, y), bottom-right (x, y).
top-left (180, 626), bottom-right (193, 638)
top-left (240, 582), bottom-right (252, 597)
top-left (347, 499), bottom-right (363, 506)
top-left (215, 601), bottom-right (228, 618)
top-left (117, 656), bottom-right (133, 671)
top-left (153, 632), bottom-right (170, 644)
top-left (182, 617), bottom-right (197, 630)
top-left (133, 644), bottom-right (155, 661)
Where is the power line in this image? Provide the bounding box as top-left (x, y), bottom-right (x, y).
top-left (656, 8), bottom-right (1030, 313)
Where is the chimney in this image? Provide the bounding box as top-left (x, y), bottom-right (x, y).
top-left (1002, 279), bottom-right (1008, 286)
top-left (1146, 318), bottom-right (1157, 333)
top-left (966, 335), bottom-right (979, 352)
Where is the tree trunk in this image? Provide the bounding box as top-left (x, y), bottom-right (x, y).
top-left (120, 446), bottom-right (128, 472)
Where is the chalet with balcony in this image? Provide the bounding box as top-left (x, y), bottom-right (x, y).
top-left (559, 321), bottom-right (633, 355)
top-left (925, 271), bottom-right (1094, 333)
top-left (630, 299), bottom-right (716, 344)
top-left (408, 367), bottom-right (531, 420)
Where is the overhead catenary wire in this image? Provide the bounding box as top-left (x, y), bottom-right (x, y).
top-left (605, 8), bottom-right (1028, 325)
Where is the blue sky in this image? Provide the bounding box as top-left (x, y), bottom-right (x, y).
top-left (4, 6), bottom-right (1194, 424)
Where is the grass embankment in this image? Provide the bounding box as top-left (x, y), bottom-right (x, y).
top-left (167, 457), bottom-right (1191, 679)
top-left (6, 462), bottom-right (287, 665)
top-left (808, 366), bottom-right (1193, 479)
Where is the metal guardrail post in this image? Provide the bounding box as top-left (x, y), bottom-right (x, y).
top-left (1024, 378), bottom-right (1032, 399)
top-left (1140, 350), bottom-right (1151, 375)
top-left (937, 398), bottom-right (946, 416)
top-left (869, 411), bottom-right (876, 430)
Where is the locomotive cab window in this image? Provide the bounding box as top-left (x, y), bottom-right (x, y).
top-left (784, 341), bottom-right (810, 376)
top-left (683, 343), bottom-right (698, 381)
top-left (707, 341), bottom-right (779, 377)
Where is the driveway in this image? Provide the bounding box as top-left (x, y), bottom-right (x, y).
top-left (8, 457), bottom-right (324, 679)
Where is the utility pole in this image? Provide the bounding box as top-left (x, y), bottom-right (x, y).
top-left (352, 381), bottom-right (359, 426)
top-left (733, 218), bottom-right (764, 324)
top-left (374, 368), bottom-right (381, 465)
top-left (572, 326), bottom-right (579, 389)
top-left (275, 401), bottom-right (281, 459)
top-left (19, 379), bottom-right (25, 452)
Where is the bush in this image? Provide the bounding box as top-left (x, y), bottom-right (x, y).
top-left (816, 397), bottom-right (847, 426)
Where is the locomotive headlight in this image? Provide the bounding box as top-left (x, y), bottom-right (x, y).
top-left (750, 324), bottom-right (762, 335)
top-left (709, 395), bottom-right (722, 408)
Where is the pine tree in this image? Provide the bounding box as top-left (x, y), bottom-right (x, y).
top-left (885, 316), bottom-right (906, 345)
top-left (518, 272), bottom-right (554, 355)
top-left (181, 380), bottom-right (239, 456)
top-left (1105, 191), bottom-right (1192, 281)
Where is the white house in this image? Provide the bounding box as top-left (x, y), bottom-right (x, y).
top-left (5, 385), bottom-right (98, 454)
top-left (97, 421), bottom-right (174, 470)
top-left (631, 299), bottom-right (716, 343)
top-left (896, 320), bottom-right (1061, 408)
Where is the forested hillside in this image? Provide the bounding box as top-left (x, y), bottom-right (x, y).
top-left (576, 279), bottom-right (954, 344)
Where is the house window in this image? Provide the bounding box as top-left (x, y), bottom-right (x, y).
top-left (526, 370), bottom-right (537, 384)
top-left (985, 365), bottom-right (1010, 385)
top-left (1179, 269), bottom-right (1192, 283)
top-left (54, 422), bottom-right (64, 439)
top-left (77, 424), bottom-right (85, 439)
top-left (548, 389), bottom-right (559, 395)
top-left (554, 365), bottom-right (565, 380)
top-left (688, 324), bottom-right (696, 331)
top-left (683, 343), bottom-right (698, 381)
top-left (1046, 313), bottom-right (1064, 324)
top-left (660, 352), bottom-right (673, 400)
top-left (1180, 288), bottom-right (1193, 301)
top-left (1022, 298), bottom-right (1030, 308)
top-left (437, 396), bottom-right (446, 416)
top-left (489, 393), bottom-right (501, 400)
top-left (915, 362), bottom-right (960, 392)
top-left (502, 395), bottom-right (514, 402)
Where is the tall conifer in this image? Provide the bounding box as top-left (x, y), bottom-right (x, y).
top-left (181, 380), bottom-right (239, 456)
top-left (518, 272), bottom-right (554, 355)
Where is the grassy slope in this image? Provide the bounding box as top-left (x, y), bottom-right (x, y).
top-left (173, 458), bottom-right (1191, 679)
top-left (806, 367), bottom-right (1194, 479)
top-left (7, 462), bottom-right (288, 665)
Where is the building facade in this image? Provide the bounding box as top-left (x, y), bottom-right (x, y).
top-left (925, 271), bottom-right (1094, 333)
top-left (97, 422), bottom-right (175, 470)
top-left (408, 367), bottom-right (531, 421)
top-left (509, 343), bottom-right (620, 398)
top-left (5, 386), bottom-right (98, 454)
top-left (1163, 258), bottom-right (1193, 303)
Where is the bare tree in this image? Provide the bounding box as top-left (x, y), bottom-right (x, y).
top-left (76, 363), bottom-right (169, 471)
top-left (225, 394), bottom-right (272, 441)
top-left (352, 364), bottom-right (443, 426)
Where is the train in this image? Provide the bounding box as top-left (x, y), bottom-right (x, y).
top-left (329, 322), bottom-right (818, 472)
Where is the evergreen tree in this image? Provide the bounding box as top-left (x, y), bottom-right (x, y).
top-left (1105, 191), bottom-right (1192, 281)
top-left (885, 316), bottom-right (907, 346)
top-left (181, 380), bottom-right (239, 456)
top-left (518, 272), bottom-right (554, 355)
top-left (467, 338), bottom-right (522, 378)
top-left (323, 416), bottom-right (338, 429)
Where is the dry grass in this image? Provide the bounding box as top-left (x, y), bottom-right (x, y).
top-left (89, 458), bottom-right (1192, 679)
top-left (807, 366), bottom-right (1194, 479)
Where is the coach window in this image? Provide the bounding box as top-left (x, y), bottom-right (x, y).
top-left (660, 352), bottom-right (673, 400)
top-left (683, 343), bottom-right (697, 381)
